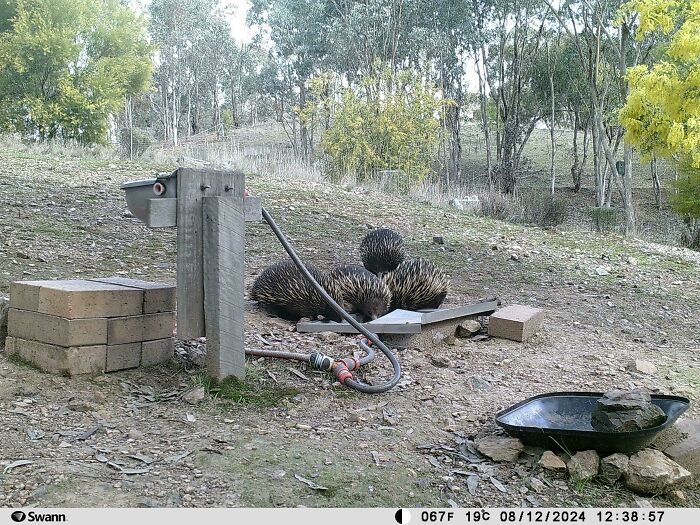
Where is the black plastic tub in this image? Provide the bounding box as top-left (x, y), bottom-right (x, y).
top-left (495, 392), bottom-right (690, 454)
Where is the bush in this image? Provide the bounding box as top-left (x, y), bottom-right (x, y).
top-left (589, 206), bottom-right (620, 233)
top-left (319, 68), bottom-right (447, 190)
top-left (518, 191), bottom-right (568, 227)
top-left (119, 127), bottom-right (154, 159)
top-left (477, 192), bottom-right (521, 222)
top-left (680, 223), bottom-right (700, 251)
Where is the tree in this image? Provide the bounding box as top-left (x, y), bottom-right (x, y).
top-left (619, 0), bottom-right (700, 220)
top-left (0, 0), bottom-right (152, 144)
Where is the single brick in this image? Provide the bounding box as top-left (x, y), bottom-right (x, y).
top-left (9, 336), bottom-right (105, 376)
top-left (9, 281), bottom-right (44, 311)
top-left (106, 342), bottom-right (142, 372)
top-left (141, 338), bottom-right (175, 367)
top-left (107, 312), bottom-right (175, 344)
top-left (488, 304), bottom-right (544, 342)
top-left (89, 277), bottom-right (175, 313)
top-left (8, 308), bottom-right (108, 347)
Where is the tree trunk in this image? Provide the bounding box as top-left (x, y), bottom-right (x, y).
top-left (651, 154), bottom-right (661, 209)
top-left (571, 110), bottom-right (582, 192)
top-left (549, 72), bottom-right (556, 195)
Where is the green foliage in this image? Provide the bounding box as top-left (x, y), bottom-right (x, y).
top-left (619, 0), bottom-right (700, 217)
top-left (320, 69), bottom-right (447, 189)
top-left (518, 191), bottom-right (568, 227)
top-left (589, 207), bottom-right (620, 233)
top-left (0, 0), bottom-right (153, 144)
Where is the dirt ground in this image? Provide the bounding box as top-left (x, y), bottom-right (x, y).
top-left (1, 148), bottom-right (699, 508)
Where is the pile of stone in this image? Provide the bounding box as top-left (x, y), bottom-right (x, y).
top-left (3, 278), bottom-right (175, 376)
top-left (591, 389), bottom-right (667, 432)
top-left (476, 436), bottom-right (693, 496)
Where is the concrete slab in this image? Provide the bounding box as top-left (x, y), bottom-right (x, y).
top-left (296, 300), bottom-right (498, 335)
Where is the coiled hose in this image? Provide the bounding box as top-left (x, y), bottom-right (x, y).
top-left (255, 206), bottom-right (402, 393)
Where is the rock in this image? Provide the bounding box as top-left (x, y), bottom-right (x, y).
top-left (443, 335), bottom-right (456, 345)
top-left (183, 386), bottom-right (206, 404)
top-left (591, 389), bottom-right (666, 432)
top-left (432, 236), bottom-right (445, 245)
top-left (595, 266), bottom-right (610, 276)
top-left (625, 449), bottom-right (692, 494)
top-left (466, 376), bottom-right (493, 391)
top-left (600, 453), bottom-right (630, 484)
top-left (432, 331), bottom-right (447, 345)
top-left (456, 320), bottom-right (482, 338)
top-left (627, 359), bottom-right (657, 375)
top-left (128, 429), bottom-right (145, 440)
top-left (538, 451), bottom-right (567, 472)
top-left (568, 450), bottom-right (599, 482)
top-left (0, 295), bottom-right (9, 344)
top-left (476, 436), bottom-right (524, 462)
top-left (510, 253), bottom-right (520, 262)
top-left (669, 489), bottom-right (686, 504)
top-left (527, 477), bottom-right (546, 494)
top-left (663, 418), bottom-right (700, 476)
top-left (430, 355), bottom-right (452, 368)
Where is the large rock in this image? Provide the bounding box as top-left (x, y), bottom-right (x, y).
top-left (627, 359), bottom-right (657, 375)
top-left (456, 320), bottom-right (482, 338)
top-left (664, 418), bottom-right (700, 476)
top-left (591, 389), bottom-right (666, 432)
top-left (625, 449), bottom-right (692, 494)
top-left (600, 453), bottom-right (630, 484)
top-left (476, 436), bottom-right (524, 462)
top-left (568, 450), bottom-right (599, 482)
top-left (538, 451), bottom-right (567, 472)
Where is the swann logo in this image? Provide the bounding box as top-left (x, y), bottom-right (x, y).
top-left (10, 511), bottom-right (65, 523)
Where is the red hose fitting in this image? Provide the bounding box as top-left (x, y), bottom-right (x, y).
top-left (340, 357), bottom-right (360, 371)
top-left (332, 361), bottom-right (353, 384)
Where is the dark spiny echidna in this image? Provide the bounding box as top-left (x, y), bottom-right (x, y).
top-left (250, 259), bottom-right (345, 321)
top-left (383, 257), bottom-right (449, 311)
top-left (359, 228), bottom-right (406, 276)
top-left (326, 264), bottom-right (392, 321)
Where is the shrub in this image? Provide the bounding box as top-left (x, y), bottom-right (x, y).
top-left (119, 127), bottom-right (154, 159)
top-left (319, 68), bottom-right (448, 190)
top-left (680, 222), bottom-right (700, 251)
top-left (477, 192), bottom-right (522, 222)
top-left (518, 191), bottom-right (568, 227)
top-left (589, 206), bottom-right (620, 233)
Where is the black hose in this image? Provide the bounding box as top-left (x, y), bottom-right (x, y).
top-left (261, 206), bottom-right (402, 393)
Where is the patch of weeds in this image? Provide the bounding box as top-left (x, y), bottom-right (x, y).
top-left (6, 353), bottom-right (42, 371)
top-left (192, 368), bottom-right (299, 407)
top-left (333, 386), bottom-right (360, 400)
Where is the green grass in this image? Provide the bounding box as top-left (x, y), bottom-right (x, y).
top-left (191, 366), bottom-right (300, 407)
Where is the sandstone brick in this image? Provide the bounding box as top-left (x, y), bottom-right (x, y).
top-left (10, 280), bottom-right (144, 318)
top-left (488, 304), bottom-right (544, 342)
top-left (9, 281), bottom-right (43, 311)
top-left (89, 277), bottom-right (175, 313)
top-left (9, 336), bottom-right (105, 376)
top-left (106, 342), bottom-right (141, 372)
top-left (107, 312), bottom-right (175, 344)
top-left (8, 308), bottom-right (107, 347)
top-left (141, 338), bottom-right (175, 367)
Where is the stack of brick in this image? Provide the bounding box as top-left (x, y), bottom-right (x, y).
top-left (3, 277), bottom-right (175, 376)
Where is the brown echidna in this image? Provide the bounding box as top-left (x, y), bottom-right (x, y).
top-left (383, 257), bottom-right (449, 311)
top-left (250, 260), bottom-right (345, 321)
top-left (359, 228), bottom-right (407, 276)
top-left (326, 264), bottom-right (392, 322)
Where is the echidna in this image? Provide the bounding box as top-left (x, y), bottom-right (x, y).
top-left (383, 257), bottom-right (449, 311)
top-left (359, 228), bottom-right (406, 276)
top-left (250, 259), bottom-right (345, 321)
top-left (326, 264), bottom-right (392, 321)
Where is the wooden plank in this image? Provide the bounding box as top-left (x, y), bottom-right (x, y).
top-left (147, 196), bottom-right (260, 228)
top-left (203, 196), bottom-right (245, 380)
top-left (146, 198), bottom-right (177, 228)
top-left (176, 168), bottom-right (244, 339)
